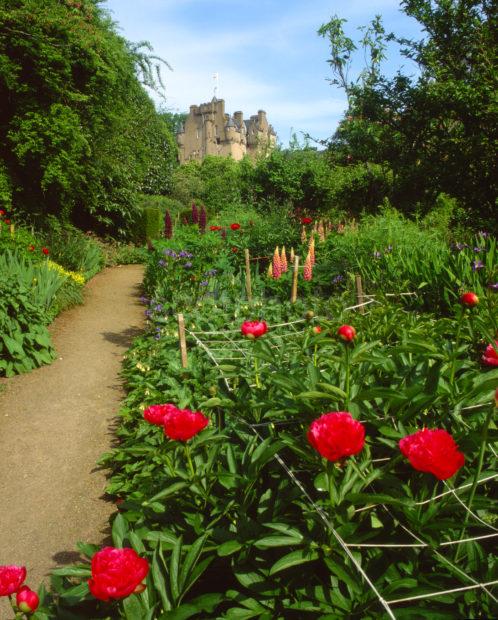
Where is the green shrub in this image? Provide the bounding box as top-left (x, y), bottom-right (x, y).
top-left (0, 275), bottom-right (56, 376)
top-left (38, 216), bottom-right (104, 279)
top-left (139, 207), bottom-right (163, 242)
top-left (137, 194), bottom-right (185, 216)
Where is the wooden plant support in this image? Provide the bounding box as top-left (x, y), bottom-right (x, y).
top-left (355, 275), bottom-right (366, 314)
top-left (10, 223), bottom-right (15, 237)
top-left (291, 255), bottom-right (299, 303)
top-left (244, 248), bottom-right (252, 302)
top-left (177, 313), bottom-right (188, 368)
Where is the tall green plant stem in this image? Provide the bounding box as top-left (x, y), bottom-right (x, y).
top-left (344, 344), bottom-right (351, 409)
top-left (455, 403), bottom-right (495, 562)
top-left (326, 460), bottom-right (336, 513)
top-left (449, 306), bottom-right (465, 390)
top-left (254, 355), bottom-right (260, 388)
top-left (184, 444), bottom-right (195, 478)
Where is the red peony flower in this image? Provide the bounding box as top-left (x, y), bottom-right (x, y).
top-left (482, 341), bottom-right (498, 366)
top-left (163, 408), bottom-right (209, 441)
top-left (0, 210), bottom-right (5, 216)
top-left (241, 320), bottom-right (268, 339)
top-left (230, 223), bottom-right (241, 230)
top-left (4, 219), bottom-right (11, 225)
top-left (0, 565), bottom-right (26, 596)
top-left (399, 429), bottom-right (465, 480)
top-left (28, 244), bottom-right (35, 251)
top-left (460, 292), bottom-right (479, 307)
top-left (88, 547), bottom-right (149, 601)
top-left (337, 324), bottom-right (356, 342)
top-left (42, 247), bottom-right (49, 256)
top-left (301, 217), bottom-right (312, 225)
top-left (308, 412), bottom-right (365, 462)
top-left (16, 586), bottom-right (39, 613)
top-left (143, 403), bottom-right (178, 426)
top-left (210, 225), bottom-right (221, 231)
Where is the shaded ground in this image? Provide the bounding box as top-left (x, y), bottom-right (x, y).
top-left (0, 265), bottom-right (144, 610)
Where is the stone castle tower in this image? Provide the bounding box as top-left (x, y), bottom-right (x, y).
top-left (176, 98), bottom-right (276, 164)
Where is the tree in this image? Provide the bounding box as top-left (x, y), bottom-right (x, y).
top-left (319, 1), bottom-right (498, 228)
top-left (0, 0), bottom-right (177, 235)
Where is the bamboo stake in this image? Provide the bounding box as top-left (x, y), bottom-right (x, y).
top-left (355, 275), bottom-right (366, 314)
top-left (244, 248), bottom-right (252, 302)
top-left (291, 255), bottom-right (299, 303)
top-left (10, 223), bottom-right (15, 238)
top-left (177, 313), bottom-right (188, 368)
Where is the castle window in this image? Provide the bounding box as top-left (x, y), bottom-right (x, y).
top-left (216, 137), bottom-right (221, 145)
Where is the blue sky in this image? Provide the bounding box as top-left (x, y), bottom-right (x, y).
top-left (103, 0), bottom-right (422, 146)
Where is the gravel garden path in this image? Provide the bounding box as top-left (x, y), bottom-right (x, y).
top-left (0, 264), bottom-right (144, 607)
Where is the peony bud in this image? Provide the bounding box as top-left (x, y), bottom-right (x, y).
top-left (16, 586), bottom-right (39, 614)
top-left (305, 310), bottom-right (315, 320)
top-left (460, 292), bottom-right (479, 307)
top-left (313, 326), bottom-right (322, 334)
top-left (337, 325), bottom-right (356, 342)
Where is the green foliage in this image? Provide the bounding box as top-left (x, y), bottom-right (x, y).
top-left (0, 0), bottom-right (177, 236)
top-left (328, 162), bottom-right (392, 215)
top-left (0, 275), bottom-right (56, 376)
top-left (321, 1), bottom-right (498, 230)
top-left (316, 209), bottom-right (497, 314)
top-left (139, 207), bottom-right (163, 242)
top-left (137, 194), bottom-right (185, 217)
top-left (46, 292), bottom-right (498, 617)
top-left (38, 216), bottom-right (104, 279)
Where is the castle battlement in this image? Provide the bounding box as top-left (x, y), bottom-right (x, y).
top-left (177, 98), bottom-right (276, 163)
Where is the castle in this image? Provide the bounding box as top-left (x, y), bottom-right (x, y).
top-left (176, 98), bottom-right (277, 164)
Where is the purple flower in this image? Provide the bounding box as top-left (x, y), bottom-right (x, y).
top-left (453, 242), bottom-right (467, 251)
top-left (473, 247), bottom-right (483, 253)
top-left (154, 333), bottom-right (161, 340)
top-left (183, 262), bottom-right (193, 269)
top-left (163, 248), bottom-right (178, 259)
top-left (200, 280), bottom-right (209, 287)
top-left (204, 269), bottom-right (217, 277)
top-left (332, 274), bottom-right (344, 285)
top-left (145, 310), bottom-right (152, 317)
top-left (471, 260), bottom-right (484, 272)
top-left (158, 259), bottom-right (166, 267)
top-left (487, 283), bottom-right (498, 292)
top-left (154, 304), bottom-right (163, 312)
top-left (373, 251), bottom-right (382, 259)
top-left (178, 250), bottom-right (188, 258)
top-left (479, 231), bottom-right (489, 238)
top-left (139, 296), bottom-right (148, 304)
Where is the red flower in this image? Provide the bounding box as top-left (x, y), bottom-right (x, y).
top-left (337, 324), bottom-right (356, 342)
top-left (16, 586), bottom-right (39, 613)
top-left (4, 219), bottom-right (11, 225)
top-left (460, 292), bottom-right (479, 307)
top-left (308, 412), bottom-right (365, 462)
top-left (28, 244), bottom-right (35, 252)
top-left (210, 225), bottom-right (221, 231)
top-left (143, 403), bottom-right (178, 426)
top-left (0, 565), bottom-right (26, 596)
top-left (231, 247), bottom-right (238, 253)
top-left (399, 429), bottom-right (465, 480)
top-left (230, 223), bottom-right (241, 230)
top-left (163, 408), bottom-right (209, 441)
top-left (313, 326), bottom-right (322, 334)
top-left (88, 547), bottom-right (149, 601)
top-left (241, 320), bottom-right (268, 339)
top-left (42, 247), bottom-right (49, 256)
top-left (301, 217), bottom-right (312, 225)
top-left (482, 341), bottom-right (498, 366)
top-left (0, 210), bottom-right (5, 216)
